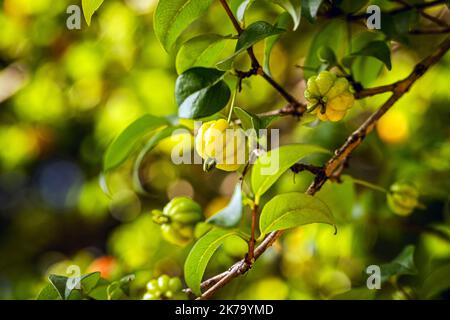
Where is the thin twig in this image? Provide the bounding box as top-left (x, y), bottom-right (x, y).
top-left (195, 36), bottom-right (450, 300)
top-left (245, 204), bottom-right (259, 265)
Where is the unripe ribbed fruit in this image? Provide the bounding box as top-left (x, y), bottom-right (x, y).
top-left (304, 71), bottom-right (354, 122)
top-left (152, 197), bottom-right (203, 246)
top-left (387, 182), bottom-right (419, 216)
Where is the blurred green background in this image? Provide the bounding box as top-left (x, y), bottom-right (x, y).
top-left (0, 0), bottom-right (449, 300)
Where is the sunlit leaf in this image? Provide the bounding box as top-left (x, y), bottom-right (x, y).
top-left (36, 284), bottom-right (61, 300)
top-left (350, 40), bottom-right (392, 70)
top-left (217, 21), bottom-right (285, 69)
top-left (302, 0), bottom-right (324, 22)
top-left (184, 228), bottom-right (237, 295)
top-left (251, 144), bottom-right (329, 201)
top-left (81, 0), bottom-right (104, 26)
top-left (259, 192), bottom-right (335, 235)
top-left (273, 0), bottom-right (301, 30)
top-left (176, 34), bottom-right (230, 74)
top-left (103, 115), bottom-right (169, 172)
top-left (264, 12), bottom-right (291, 76)
top-left (154, 0), bottom-right (215, 52)
top-left (304, 19), bottom-right (347, 78)
top-left (133, 125), bottom-right (190, 192)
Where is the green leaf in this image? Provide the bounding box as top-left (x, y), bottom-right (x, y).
top-left (88, 278), bottom-right (110, 300)
top-left (273, 0), bottom-right (301, 30)
top-left (103, 115), bottom-right (169, 171)
top-left (421, 263), bottom-right (450, 299)
top-left (263, 12), bottom-right (291, 76)
top-left (106, 276), bottom-right (134, 300)
top-left (341, 32), bottom-right (385, 87)
top-left (302, 0), bottom-right (323, 22)
top-left (176, 67), bottom-right (231, 119)
top-left (259, 192), bottom-right (335, 235)
top-left (184, 228), bottom-right (237, 295)
top-left (81, 0), bottom-right (104, 26)
top-left (233, 0), bottom-right (255, 23)
top-left (80, 272), bottom-right (101, 293)
top-left (154, 0), bottom-right (215, 52)
top-left (48, 275), bottom-right (68, 300)
top-left (234, 107), bottom-right (279, 133)
top-left (380, 245), bottom-right (417, 283)
top-left (304, 19), bottom-right (347, 78)
top-left (350, 40), bottom-right (392, 71)
top-left (251, 144), bottom-right (329, 201)
top-left (37, 284), bottom-right (61, 300)
top-left (217, 21), bottom-right (285, 69)
top-left (133, 125), bottom-right (190, 192)
top-left (207, 184), bottom-right (242, 228)
top-left (315, 175), bottom-right (355, 222)
top-left (176, 34), bottom-right (230, 74)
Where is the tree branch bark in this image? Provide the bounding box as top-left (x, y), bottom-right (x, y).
top-left (195, 35), bottom-right (450, 300)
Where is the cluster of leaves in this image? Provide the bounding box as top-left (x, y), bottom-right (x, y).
top-left (37, 272), bottom-right (134, 300)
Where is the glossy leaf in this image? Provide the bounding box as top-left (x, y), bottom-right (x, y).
top-left (259, 192), bottom-right (335, 235)
top-left (264, 12), bottom-right (291, 76)
top-left (81, 0), bottom-right (104, 26)
top-left (154, 0), bottom-right (214, 52)
top-left (251, 144), bottom-right (329, 201)
top-left (207, 184), bottom-right (242, 228)
top-left (380, 245), bottom-right (417, 283)
top-left (304, 20), bottom-right (347, 78)
top-left (133, 125), bottom-right (190, 192)
top-left (176, 67), bottom-right (231, 119)
top-left (103, 115), bottom-right (169, 171)
top-left (48, 275), bottom-right (68, 300)
top-left (176, 34), bottom-right (230, 74)
top-left (302, 0), bottom-right (323, 21)
top-left (184, 228), bottom-right (237, 295)
top-left (36, 284), bottom-right (61, 300)
top-left (273, 0), bottom-right (301, 30)
top-left (350, 41), bottom-right (392, 70)
top-left (217, 21), bottom-right (284, 68)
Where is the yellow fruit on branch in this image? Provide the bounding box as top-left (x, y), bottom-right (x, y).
top-left (304, 71), bottom-right (355, 122)
top-left (195, 119), bottom-right (246, 172)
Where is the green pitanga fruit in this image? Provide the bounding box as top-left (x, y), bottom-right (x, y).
top-left (387, 182), bottom-right (420, 216)
top-left (152, 197), bottom-right (203, 246)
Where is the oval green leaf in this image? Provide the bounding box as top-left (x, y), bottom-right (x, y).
top-left (133, 125), bottom-right (190, 192)
top-left (251, 144), bottom-right (329, 201)
top-left (184, 228), bottom-right (237, 295)
top-left (350, 40), bottom-right (392, 70)
top-left (176, 67), bottom-right (231, 119)
top-left (103, 115), bottom-right (169, 172)
top-left (273, 0), bottom-right (301, 30)
top-left (176, 34), bottom-right (230, 74)
top-left (82, 0), bottom-right (104, 26)
top-left (217, 21), bottom-right (285, 69)
top-left (154, 0), bottom-right (214, 52)
top-left (259, 192), bottom-right (335, 236)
